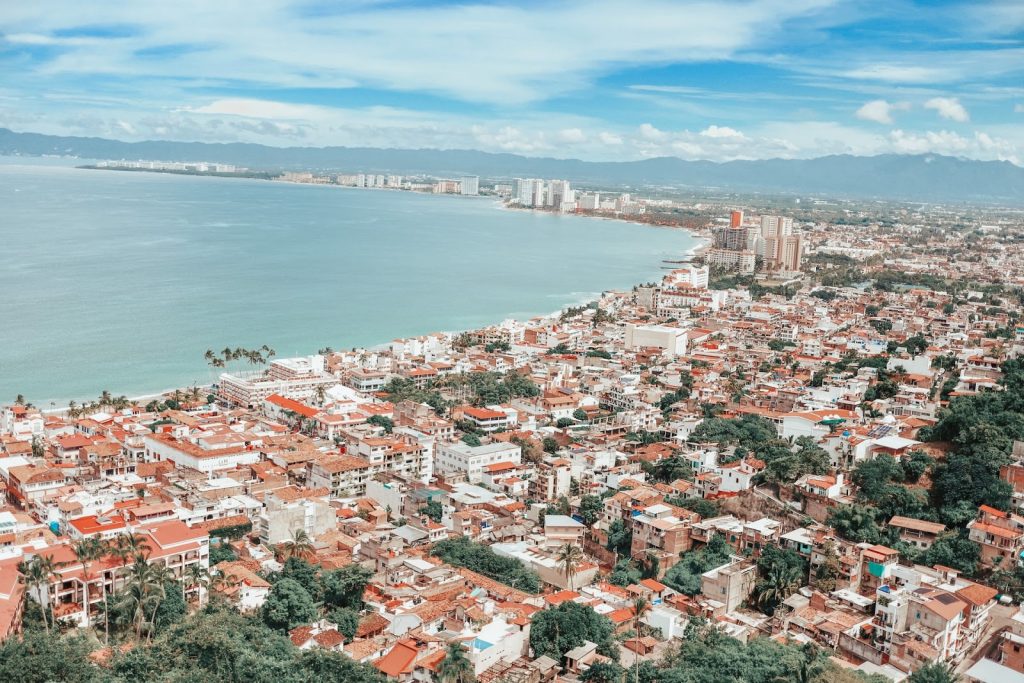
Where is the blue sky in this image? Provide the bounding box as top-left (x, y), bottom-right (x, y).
top-left (1, 0), bottom-right (1023, 162)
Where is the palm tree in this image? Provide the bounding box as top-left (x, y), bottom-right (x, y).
top-left (557, 542), bottom-right (584, 592)
top-left (118, 558), bottom-right (161, 642)
top-left (184, 564), bottom-right (210, 607)
top-left (280, 529), bottom-right (315, 562)
top-left (73, 538), bottom-right (104, 630)
top-left (631, 596), bottom-right (650, 683)
top-left (17, 556), bottom-right (52, 633)
top-left (145, 563), bottom-right (174, 643)
top-left (14, 394), bottom-right (26, 405)
top-left (437, 642), bottom-right (475, 683)
top-left (314, 385), bottom-right (327, 405)
top-left (99, 390), bottom-right (112, 406)
top-left (756, 563), bottom-right (802, 612)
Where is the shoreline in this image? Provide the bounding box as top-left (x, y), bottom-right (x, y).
top-left (24, 165), bottom-right (708, 410)
top-left (42, 236), bottom-right (708, 412)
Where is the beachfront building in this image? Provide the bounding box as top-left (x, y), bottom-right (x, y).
top-left (217, 355), bottom-right (336, 408)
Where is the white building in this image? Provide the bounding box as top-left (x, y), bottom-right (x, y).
top-left (460, 176), bottom-right (480, 195)
top-left (624, 324), bottom-right (689, 355)
top-left (435, 441), bottom-right (522, 483)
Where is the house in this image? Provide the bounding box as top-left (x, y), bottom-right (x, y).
top-left (967, 505), bottom-right (1024, 569)
top-left (543, 515), bottom-right (585, 549)
top-left (888, 516), bottom-right (946, 550)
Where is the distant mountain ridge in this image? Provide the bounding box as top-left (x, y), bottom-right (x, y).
top-left (2, 127), bottom-right (1022, 204)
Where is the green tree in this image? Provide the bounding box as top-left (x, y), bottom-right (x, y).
top-left (261, 578), bottom-right (317, 631)
top-left (606, 518), bottom-right (633, 558)
top-left (827, 505), bottom-right (882, 543)
top-left (367, 414), bottom-right (394, 433)
top-left (438, 642), bottom-right (476, 683)
top-left (420, 499), bottom-right (443, 523)
top-left (322, 563), bottom-right (373, 611)
top-left (557, 542), bottom-right (585, 591)
top-left (529, 602), bottom-right (617, 662)
top-left (578, 495), bottom-right (603, 526)
top-left (0, 630), bottom-right (106, 683)
top-left (327, 606), bottom-right (361, 643)
top-left (662, 534), bottom-right (732, 595)
top-left (906, 662), bottom-right (959, 683)
top-left (582, 661), bottom-right (627, 683)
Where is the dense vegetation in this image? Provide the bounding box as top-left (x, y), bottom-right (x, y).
top-left (383, 369), bottom-right (540, 414)
top-left (580, 617), bottom-right (887, 683)
top-left (430, 537), bottom-right (541, 592)
top-left (689, 415), bottom-right (830, 484)
top-left (662, 534), bottom-right (733, 595)
top-left (0, 602), bottom-right (385, 683)
top-left (528, 602), bottom-right (618, 663)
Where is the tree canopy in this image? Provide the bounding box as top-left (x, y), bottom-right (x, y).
top-left (431, 537), bottom-right (540, 592)
top-left (528, 602), bottom-right (617, 663)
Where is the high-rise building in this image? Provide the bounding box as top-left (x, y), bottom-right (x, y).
top-left (760, 215), bottom-right (793, 238)
top-left (578, 192), bottom-right (600, 210)
top-left (460, 176), bottom-right (479, 195)
top-left (531, 179), bottom-right (546, 207)
top-left (547, 179), bottom-right (571, 209)
top-left (779, 234), bottom-right (804, 272)
top-left (512, 178), bottom-right (534, 206)
top-left (730, 210), bottom-right (744, 228)
top-left (714, 225), bottom-right (748, 251)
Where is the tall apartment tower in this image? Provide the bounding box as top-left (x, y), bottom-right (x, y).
top-left (760, 216), bottom-right (795, 269)
top-left (460, 176), bottom-right (480, 195)
top-left (730, 210), bottom-right (744, 228)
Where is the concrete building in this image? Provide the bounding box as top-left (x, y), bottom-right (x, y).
top-left (306, 455), bottom-right (372, 498)
top-left (435, 441), bottom-right (522, 483)
top-left (701, 556), bottom-right (757, 613)
top-left (624, 324), bottom-right (689, 355)
top-left (543, 515), bottom-right (585, 549)
top-left (256, 488), bottom-right (335, 544)
top-left (460, 176), bottom-right (480, 196)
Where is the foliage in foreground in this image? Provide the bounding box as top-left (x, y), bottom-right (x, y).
top-left (0, 603), bottom-right (386, 683)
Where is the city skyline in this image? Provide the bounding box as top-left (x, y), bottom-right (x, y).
top-left (2, 1), bottom-right (1023, 163)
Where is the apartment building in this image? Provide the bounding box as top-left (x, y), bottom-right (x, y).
top-left (306, 454), bottom-right (372, 498)
top-left (435, 441), bottom-right (521, 483)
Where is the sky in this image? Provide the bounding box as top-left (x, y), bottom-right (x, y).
top-left (1, 1), bottom-right (1023, 163)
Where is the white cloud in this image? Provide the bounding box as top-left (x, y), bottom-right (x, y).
top-left (855, 99), bottom-right (906, 125)
top-left (189, 98), bottom-right (325, 120)
top-left (924, 97), bottom-right (970, 122)
top-left (888, 128), bottom-right (1018, 163)
top-left (598, 131), bottom-right (623, 145)
top-left (1, 0), bottom-right (843, 105)
top-left (700, 125), bottom-right (745, 139)
top-left (842, 65), bottom-right (953, 83)
top-left (638, 123), bottom-right (666, 141)
top-left (557, 128), bottom-right (586, 143)
top-left (1015, 103), bottom-right (1024, 113)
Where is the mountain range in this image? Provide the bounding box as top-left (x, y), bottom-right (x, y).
top-left (2, 127), bottom-right (1022, 204)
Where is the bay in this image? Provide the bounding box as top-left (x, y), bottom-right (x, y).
top-left (0, 158), bottom-right (698, 405)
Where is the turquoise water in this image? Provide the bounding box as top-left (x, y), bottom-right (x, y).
top-left (0, 159), bottom-right (697, 405)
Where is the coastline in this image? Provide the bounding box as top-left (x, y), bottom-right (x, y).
top-left (20, 165), bottom-right (708, 409)
top-left (44, 233), bottom-right (708, 412)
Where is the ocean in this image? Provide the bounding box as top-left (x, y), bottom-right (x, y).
top-left (0, 158), bottom-right (698, 405)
